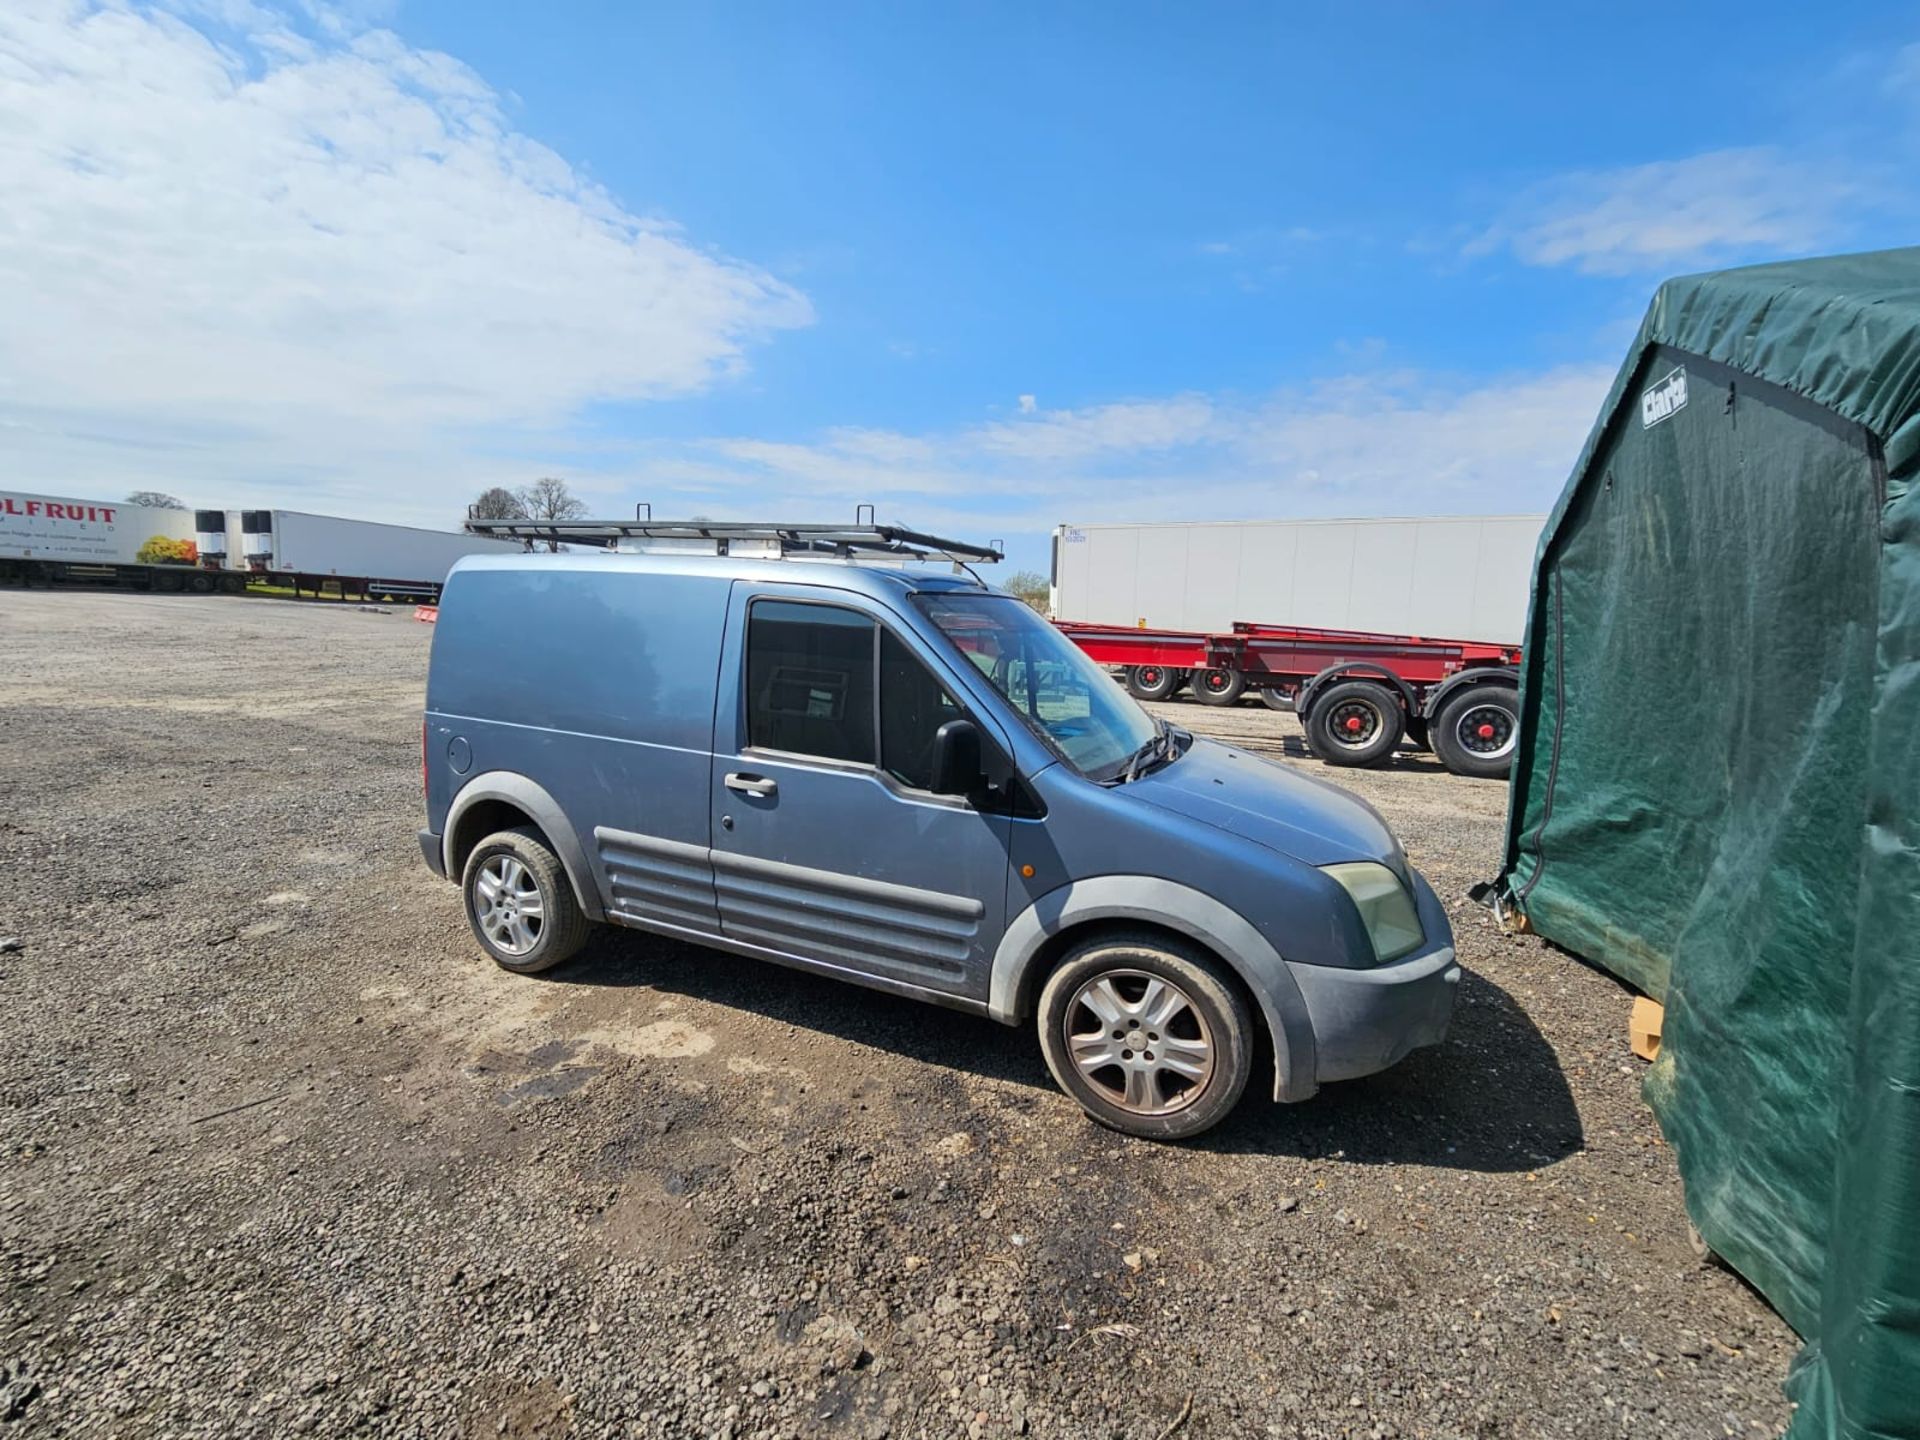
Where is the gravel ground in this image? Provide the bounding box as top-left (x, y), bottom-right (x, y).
top-left (0, 590), bottom-right (1797, 1439)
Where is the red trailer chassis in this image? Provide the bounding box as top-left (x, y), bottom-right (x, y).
top-left (1055, 619), bottom-right (1523, 779)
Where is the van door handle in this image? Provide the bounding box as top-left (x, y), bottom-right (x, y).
top-left (724, 773), bottom-right (778, 798)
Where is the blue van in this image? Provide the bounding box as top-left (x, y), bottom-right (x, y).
top-left (419, 526), bottom-right (1458, 1139)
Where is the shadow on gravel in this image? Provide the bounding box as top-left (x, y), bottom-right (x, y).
top-left (1273, 735), bottom-right (1452, 774)
top-left (543, 928), bottom-right (1052, 1091)
top-left (1205, 729), bottom-right (1456, 776)
top-left (544, 933), bottom-right (1582, 1175)
top-left (1150, 698), bottom-right (1460, 774)
top-left (1198, 968), bottom-right (1585, 1172)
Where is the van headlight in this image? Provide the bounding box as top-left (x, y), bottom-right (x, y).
top-left (1321, 862), bottom-right (1424, 964)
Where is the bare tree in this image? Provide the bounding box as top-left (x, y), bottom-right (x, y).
top-left (469, 486), bottom-right (528, 521)
top-left (125, 490), bottom-right (184, 510)
top-left (1003, 569), bottom-right (1051, 614)
top-left (515, 477), bottom-right (587, 552)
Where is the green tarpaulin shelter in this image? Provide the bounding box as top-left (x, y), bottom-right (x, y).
top-left (1498, 247), bottom-right (1920, 1440)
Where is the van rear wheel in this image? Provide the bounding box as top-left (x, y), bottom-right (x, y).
top-left (1036, 933), bottom-right (1253, 1140)
top-left (461, 826), bottom-right (590, 974)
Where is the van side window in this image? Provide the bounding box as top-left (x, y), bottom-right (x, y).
top-left (746, 602), bottom-right (876, 764)
top-left (880, 628), bottom-right (961, 790)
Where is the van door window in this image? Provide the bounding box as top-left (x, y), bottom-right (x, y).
top-left (916, 592), bottom-right (1157, 780)
top-left (746, 601), bottom-right (876, 764)
top-left (879, 627), bottom-right (962, 790)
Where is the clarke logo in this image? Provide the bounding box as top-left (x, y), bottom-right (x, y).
top-left (1641, 366), bottom-right (1688, 429)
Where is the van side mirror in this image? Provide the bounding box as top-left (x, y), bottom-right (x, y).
top-left (929, 719), bottom-right (985, 796)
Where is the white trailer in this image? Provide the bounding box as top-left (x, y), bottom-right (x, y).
top-left (0, 489), bottom-right (240, 592)
top-left (2, 490), bottom-right (528, 601)
top-left (0, 490), bottom-right (192, 565)
top-left (1049, 514), bottom-right (1546, 645)
top-left (228, 509), bottom-right (525, 600)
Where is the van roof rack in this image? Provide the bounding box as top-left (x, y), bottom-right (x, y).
top-left (463, 511), bottom-right (1003, 564)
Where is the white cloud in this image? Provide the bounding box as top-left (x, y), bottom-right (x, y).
top-left (0, 0), bottom-right (809, 523)
top-left (1198, 225), bottom-right (1322, 259)
top-left (1474, 146), bottom-right (1863, 276)
top-left (1889, 42), bottom-right (1920, 95)
top-left (0, 1), bottom-right (1624, 566)
top-left (596, 365), bottom-right (1612, 569)
top-left (1240, 366), bottom-right (1612, 499)
top-left (974, 396), bottom-right (1217, 462)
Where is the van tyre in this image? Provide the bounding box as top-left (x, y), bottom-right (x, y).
top-left (1305, 678), bottom-right (1403, 767)
top-left (461, 826), bottom-right (590, 975)
top-left (1037, 933), bottom-right (1254, 1140)
top-left (1192, 667), bottom-right (1245, 706)
top-left (1124, 664), bottom-right (1182, 702)
top-left (1431, 684), bottom-right (1519, 779)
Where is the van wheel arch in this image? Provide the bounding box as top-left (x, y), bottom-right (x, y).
top-left (1016, 917), bottom-right (1275, 1083)
top-left (442, 773), bottom-right (605, 921)
top-left (447, 797), bottom-right (537, 877)
top-left (990, 880), bottom-right (1319, 1103)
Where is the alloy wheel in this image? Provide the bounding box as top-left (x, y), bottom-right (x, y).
top-left (1062, 969), bottom-right (1215, 1115)
top-left (474, 854), bottom-right (546, 956)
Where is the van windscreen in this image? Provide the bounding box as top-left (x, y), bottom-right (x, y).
top-left (915, 593), bottom-right (1157, 781)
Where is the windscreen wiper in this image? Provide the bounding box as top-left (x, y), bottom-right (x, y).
top-left (1119, 719), bottom-right (1175, 784)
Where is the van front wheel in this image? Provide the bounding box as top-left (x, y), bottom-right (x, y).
top-left (1036, 934), bottom-right (1254, 1140)
top-left (461, 827), bottom-right (590, 974)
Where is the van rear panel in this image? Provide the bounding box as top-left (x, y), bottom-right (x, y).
top-left (425, 565), bottom-right (731, 874)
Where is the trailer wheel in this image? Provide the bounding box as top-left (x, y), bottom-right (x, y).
top-left (1258, 687), bottom-right (1292, 712)
top-left (1431, 684), bottom-right (1519, 779)
top-left (1192, 667), bottom-right (1245, 706)
top-left (1124, 664), bottom-right (1183, 702)
top-left (220, 574), bottom-right (247, 595)
top-left (1304, 679), bottom-right (1404, 766)
top-left (187, 572), bottom-right (214, 594)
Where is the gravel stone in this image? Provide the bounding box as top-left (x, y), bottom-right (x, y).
top-left (0, 591), bottom-right (1798, 1437)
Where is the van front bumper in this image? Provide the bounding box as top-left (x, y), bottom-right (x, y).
top-left (1286, 944), bottom-right (1460, 1084)
top-left (418, 828), bottom-right (446, 879)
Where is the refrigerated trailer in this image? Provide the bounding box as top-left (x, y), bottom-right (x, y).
top-left (222, 509), bottom-right (525, 600)
top-left (3, 491), bottom-right (526, 600)
top-left (0, 489), bottom-right (248, 593)
top-left (1058, 618), bottom-right (1523, 779)
top-left (1051, 514), bottom-right (1546, 645)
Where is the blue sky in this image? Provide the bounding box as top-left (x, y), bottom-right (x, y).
top-left (3, 2), bottom-right (1916, 571)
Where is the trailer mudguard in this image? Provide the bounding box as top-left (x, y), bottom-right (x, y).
top-left (1421, 664), bottom-right (1520, 720)
top-left (1296, 661), bottom-right (1419, 721)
